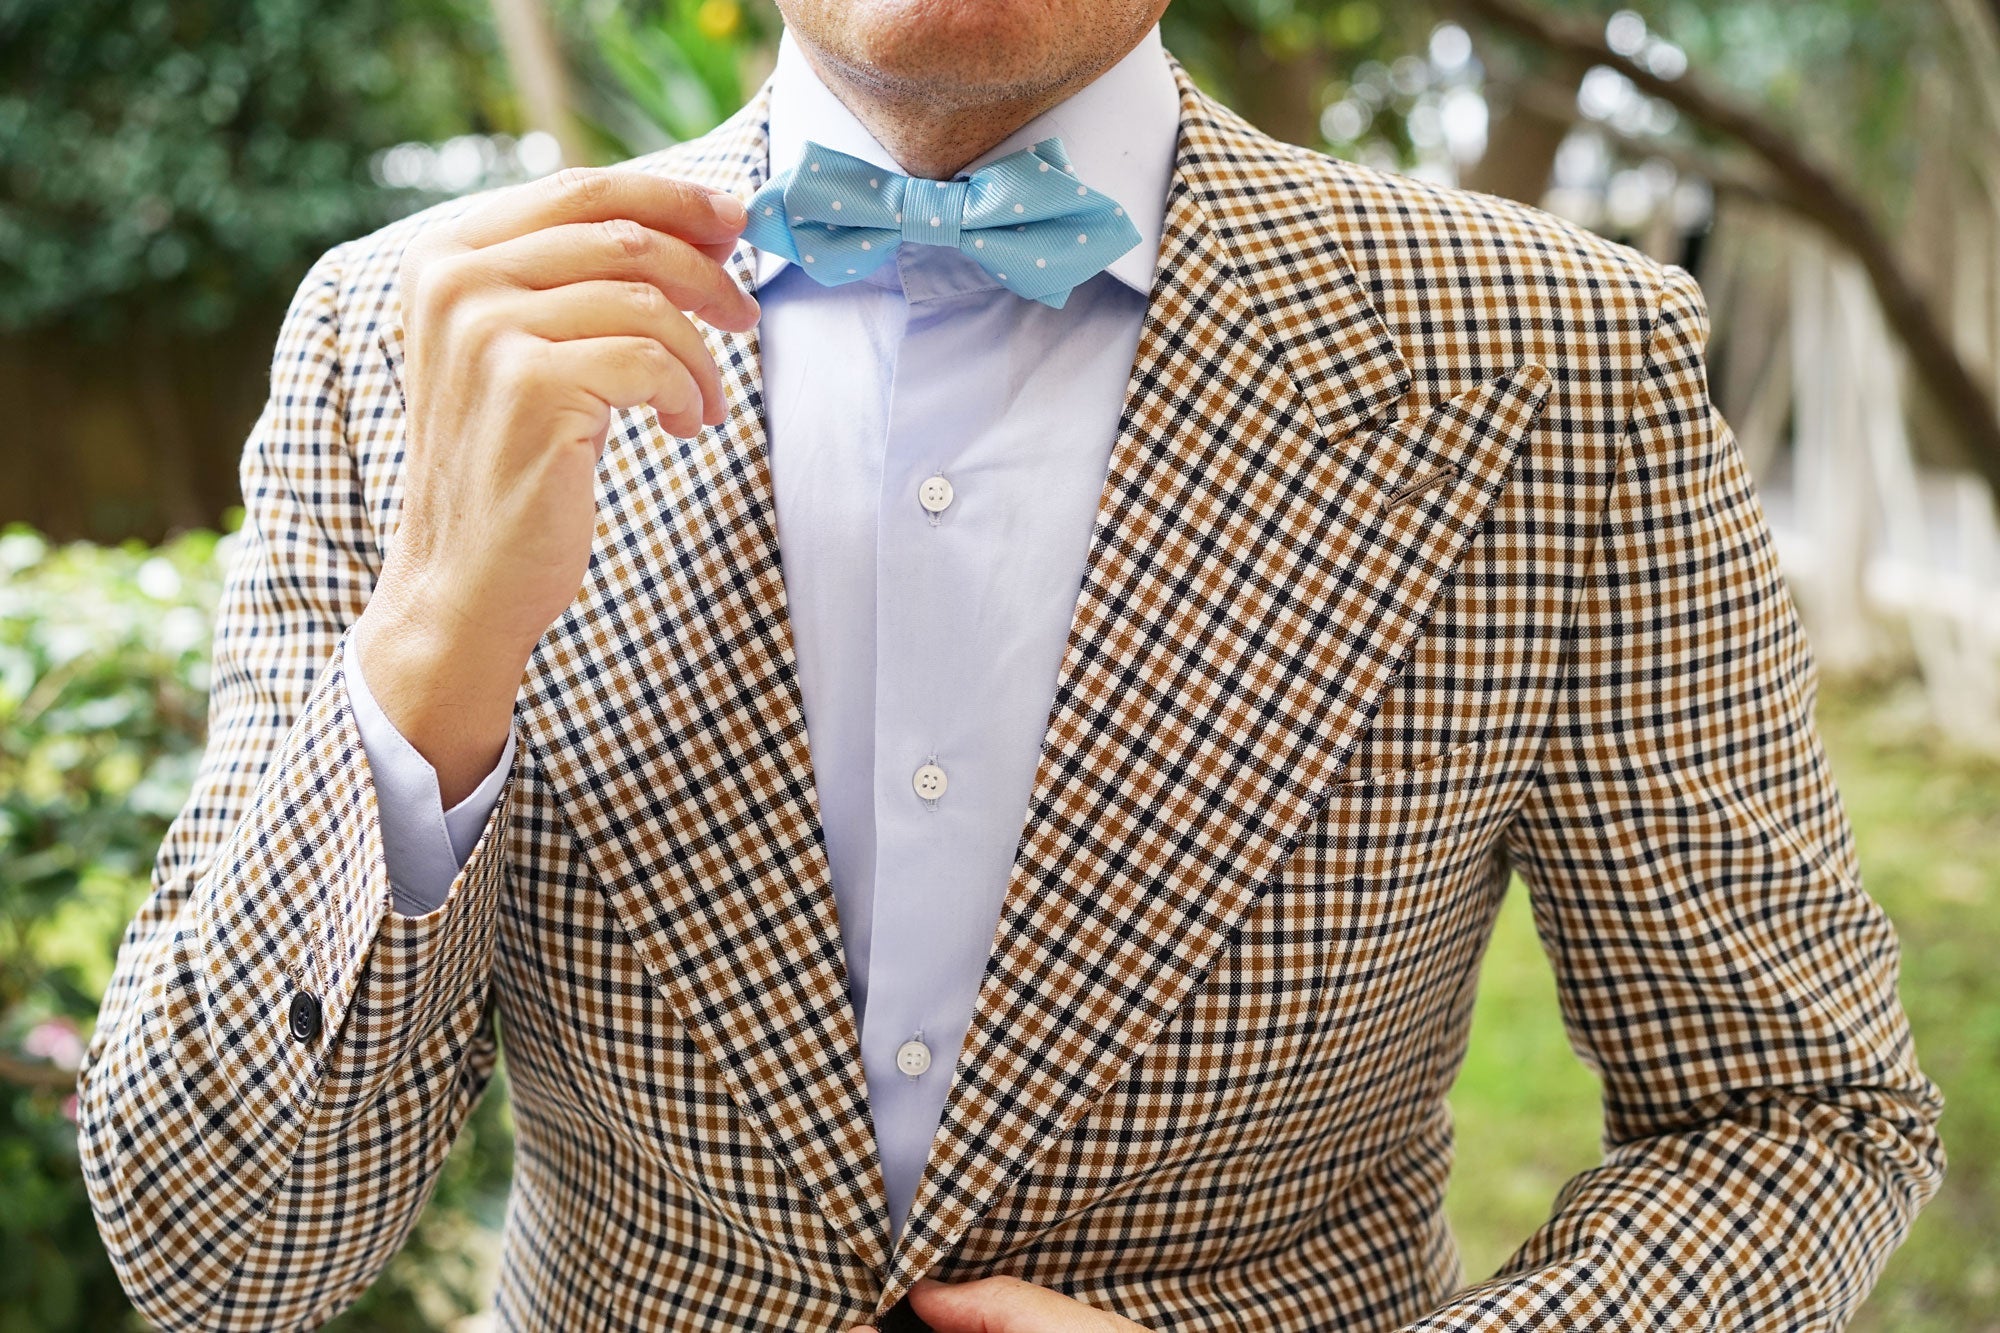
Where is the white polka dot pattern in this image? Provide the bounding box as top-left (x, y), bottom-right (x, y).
top-left (739, 136), bottom-right (1142, 307)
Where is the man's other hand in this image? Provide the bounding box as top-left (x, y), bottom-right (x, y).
top-left (847, 1275), bottom-right (1151, 1332)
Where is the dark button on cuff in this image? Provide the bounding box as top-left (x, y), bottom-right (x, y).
top-left (287, 990), bottom-right (323, 1042)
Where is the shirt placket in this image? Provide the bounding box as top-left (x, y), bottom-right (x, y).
top-left (861, 256), bottom-right (1008, 1238)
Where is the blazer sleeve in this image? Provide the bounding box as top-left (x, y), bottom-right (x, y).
top-left (75, 242), bottom-right (519, 1332)
top-left (1404, 266), bottom-right (1944, 1331)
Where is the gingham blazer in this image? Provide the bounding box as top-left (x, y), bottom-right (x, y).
top-left (79, 58), bottom-right (1943, 1332)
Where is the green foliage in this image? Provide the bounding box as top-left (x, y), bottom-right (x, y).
top-left (1160, 0), bottom-right (1941, 225)
top-left (0, 0), bottom-right (510, 338)
top-left (0, 524), bottom-right (224, 1330)
top-left (0, 526), bottom-right (223, 1031)
top-left (564, 0), bottom-right (777, 159)
top-left (0, 524), bottom-right (512, 1331)
top-left (1538, 0), bottom-right (1937, 217)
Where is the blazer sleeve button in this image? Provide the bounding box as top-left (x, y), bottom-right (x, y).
top-left (287, 990), bottom-right (323, 1042)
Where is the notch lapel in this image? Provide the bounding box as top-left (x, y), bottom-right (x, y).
top-left (375, 90), bottom-right (897, 1277)
top-left (878, 69), bottom-right (1548, 1308)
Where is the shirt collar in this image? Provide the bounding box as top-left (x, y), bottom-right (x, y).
top-left (755, 24), bottom-right (1179, 296)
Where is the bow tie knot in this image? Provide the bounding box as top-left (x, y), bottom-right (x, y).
top-left (741, 137), bottom-right (1141, 308)
top-left (899, 177), bottom-right (971, 248)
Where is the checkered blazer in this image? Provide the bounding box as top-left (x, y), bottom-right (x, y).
top-left (79, 58), bottom-right (1942, 1332)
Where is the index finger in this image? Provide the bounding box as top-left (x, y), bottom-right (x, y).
top-left (449, 166), bottom-right (750, 253)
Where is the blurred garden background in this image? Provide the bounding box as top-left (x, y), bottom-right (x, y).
top-left (3, 0), bottom-right (1998, 1328)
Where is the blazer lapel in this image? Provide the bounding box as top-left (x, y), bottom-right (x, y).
top-left (385, 90), bottom-right (898, 1278)
top-left (878, 68), bottom-right (1549, 1307)
top-left (540, 95), bottom-right (902, 1278)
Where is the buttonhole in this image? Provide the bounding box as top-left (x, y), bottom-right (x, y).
top-left (1384, 462), bottom-right (1462, 510)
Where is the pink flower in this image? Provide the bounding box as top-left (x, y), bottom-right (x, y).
top-left (25, 1019), bottom-right (85, 1072)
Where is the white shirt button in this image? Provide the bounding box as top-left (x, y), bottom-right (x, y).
top-left (919, 475), bottom-right (954, 514)
top-left (912, 762), bottom-right (948, 801)
top-left (895, 1039), bottom-right (933, 1077)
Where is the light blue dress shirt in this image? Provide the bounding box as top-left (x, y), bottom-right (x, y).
top-left (343, 24), bottom-right (1180, 1240)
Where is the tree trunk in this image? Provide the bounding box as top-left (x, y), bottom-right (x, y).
top-left (1219, 20), bottom-right (1330, 148)
top-left (489, 0), bottom-right (592, 167)
top-left (1464, 57), bottom-right (1587, 204)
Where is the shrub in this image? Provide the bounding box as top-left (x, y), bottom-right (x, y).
top-left (0, 0), bottom-right (509, 340)
top-left (0, 523), bottom-right (512, 1331)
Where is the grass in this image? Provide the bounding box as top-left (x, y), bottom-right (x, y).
top-left (1443, 675), bottom-right (2000, 1330)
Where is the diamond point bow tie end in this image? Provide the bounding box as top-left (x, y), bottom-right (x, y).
top-left (740, 138), bottom-right (1140, 308)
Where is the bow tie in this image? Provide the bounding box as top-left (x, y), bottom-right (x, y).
top-left (740, 137), bottom-right (1141, 309)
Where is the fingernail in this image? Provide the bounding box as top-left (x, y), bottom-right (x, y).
top-left (710, 192), bottom-right (747, 226)
top-left (911, 1277), bottom-right (946, 1291)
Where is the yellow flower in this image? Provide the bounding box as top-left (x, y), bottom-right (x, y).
top-left (695, 0), bottom-right (741, 42)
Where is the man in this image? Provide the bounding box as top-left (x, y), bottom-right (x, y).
top-left (78, 0), bottom-right (1943, 1328)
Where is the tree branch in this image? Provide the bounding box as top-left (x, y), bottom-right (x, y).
top-left (1451, 0), bottom-right (2000, 499)
top-left (1507, 80), bottom-right (1785, 209)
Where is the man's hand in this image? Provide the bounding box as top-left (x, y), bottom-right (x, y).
top-left (354, 167), bottom-right (760, 803)
top-left (847, 1276), bottom-right (1150, 1332)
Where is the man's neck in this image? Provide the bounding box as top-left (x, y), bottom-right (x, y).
top-left (785, 40), bottom-right (1109, 181)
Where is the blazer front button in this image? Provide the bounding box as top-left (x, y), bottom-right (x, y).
top-left (288, 990), bottom-right (323, 1042)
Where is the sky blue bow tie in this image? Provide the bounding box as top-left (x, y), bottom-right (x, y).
top-left (741, 137), bottom-right (1141, 309)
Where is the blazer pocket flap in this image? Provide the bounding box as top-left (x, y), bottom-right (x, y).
top-left (1317, 738), bottom-right (1492, 882)
top-left (1331, 736), bottom-right (1487, 791)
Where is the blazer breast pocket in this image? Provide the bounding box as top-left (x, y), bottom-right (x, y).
top-left (1302, 736), bottom-right (1494, 887)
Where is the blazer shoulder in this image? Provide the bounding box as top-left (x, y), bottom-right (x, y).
top-left (1296, 143), bottom-right (1667, 295)
top-left (1264, 141), bottom-right (1686, 409)
top-left (1187, 83), bottom-right (1675, 344)
top-left (311, 191), bottom-right (482, 360)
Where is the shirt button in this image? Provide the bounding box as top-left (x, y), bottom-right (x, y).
top-left (912, 762), bottom-right (948, 801)
top-left (287, 990), bottom-right (322, 1042)
top-left (918, 475), bottom-right (954, 514)
top-left (895, 1039), bottom-right (933, 1077)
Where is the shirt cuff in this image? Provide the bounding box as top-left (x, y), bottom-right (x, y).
top-left (341, 635), bottom-right (515, 916)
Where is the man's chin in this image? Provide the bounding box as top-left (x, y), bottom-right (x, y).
top-left (778, 0), bottom-right (1113, 103)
